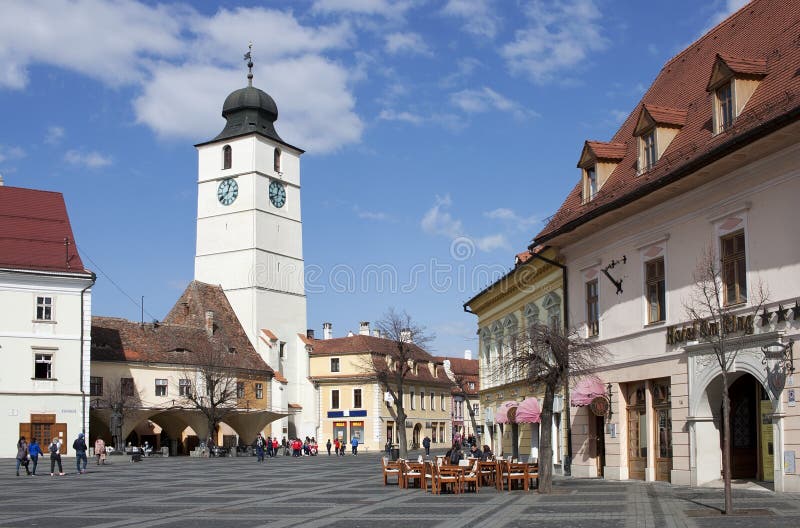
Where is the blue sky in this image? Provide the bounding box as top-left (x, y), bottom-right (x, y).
top-left (0, 0), bottom-right (748, 357)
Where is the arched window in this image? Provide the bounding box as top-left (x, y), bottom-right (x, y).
top-left (523, 303), bottom-right (540, 331)
top-left (222, 145), bottom-right (232, 170)
top-left (274, 148), bottom-right (282, 172)
top-left (542, 292), bottom-right (562, 330)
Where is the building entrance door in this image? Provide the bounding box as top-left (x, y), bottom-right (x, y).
top-left (594, 414), bottom-right (606, 477)
top-left (627, 384), bottom-right (646, 480)
top-left (728, 375), bottom-right (758, 479)
top-left (653, 379), bottom-right (672, 482)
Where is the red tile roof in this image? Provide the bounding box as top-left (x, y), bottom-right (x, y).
top-left (641, 104), bottom-right (688, 127)
top-left (718, 53), bottom-right (768, 76)
top-left (582, 141), bottom-right (627, 163)
top-left (0, 186), bottom-right (90, 274)
top-left (535, 0), bottom-right (800, 245)
top-left (92, 281), bottom-right (273, 375)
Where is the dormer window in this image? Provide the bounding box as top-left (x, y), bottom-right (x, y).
top-left (577, 141), bottom-right (625, 203)
top-left (222, 145), bottom-right (232, 170)
top-left (586, 166), bottom-right (598, 200)
top-left (633, 105), bottom-right (686, 174)
top-left (707, 54), bottom-right (766, 135)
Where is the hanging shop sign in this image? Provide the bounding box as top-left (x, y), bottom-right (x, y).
top-left (589, 396), bottom-right (610, 417)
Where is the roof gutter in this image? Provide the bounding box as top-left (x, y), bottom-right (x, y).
top-left (535, 105), bottom-right (800, 247)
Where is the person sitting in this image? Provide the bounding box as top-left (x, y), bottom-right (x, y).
top-left (481, 445), bottom-right (494, 461)
top-left (449, 446), bottom-right (464, 465)
top-left (468, 444), bottom-right (482, 459)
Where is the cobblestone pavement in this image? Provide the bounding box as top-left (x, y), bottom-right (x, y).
top-left (2, 453), bottom-right (800, 527)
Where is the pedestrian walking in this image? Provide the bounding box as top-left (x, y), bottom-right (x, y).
top-left (271, 437), bottom-right (278, 457)
top-left (16, 437), bottom-right (31, 476)
top-left (255, 434), bottom-right (265, 462)
top-left (350, 436), bottom-right (359, 456)
top-left (333, 438), bottom-right (340, 456)
top-left (326, 439), bottom-right (332, 456)
top-left (28, 438), bottom-right (43, 475)
top-left (385, 439), bottom-right (392, 457)
top-left (422, 435), bottom-right (431, 456)
top-left (340, 440), bottom-right (346, 456)
top-left (94, 437), bottom-right (107, 465)
top-left (73, 433), bottom-right (88, 474)
top-left (49, 437), bottom-right (64, 476)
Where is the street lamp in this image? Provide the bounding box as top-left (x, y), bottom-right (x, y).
top-left (453, 394), bottom-right (464, 442)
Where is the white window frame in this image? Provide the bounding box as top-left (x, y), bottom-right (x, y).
top-left (34, 352), bottom-right (54, 380)
top-left (179, 379), bottom-right (191, 396)
top-left (586, 166), bottom-right (598, 200)
top-left (255, 383), bottom-right (264, 399)
top-left (640, 129), bottom-right (657, 172)
top-left (715, 81), bottom-right (735, 133)
top-left (35, 295), bottom-right (54, 322)
top-left (440, 394), bottom-right (446, 411)
top-left (155, 378), bottom-right (168, 397)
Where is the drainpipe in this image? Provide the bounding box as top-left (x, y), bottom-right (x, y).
top-left (80, 272), bottom-right (97, 435)
top-left (524, 250), bottom-right (572, 476)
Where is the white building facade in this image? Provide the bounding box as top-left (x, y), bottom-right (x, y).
top-left (0, 186), bottom-right (95, 458)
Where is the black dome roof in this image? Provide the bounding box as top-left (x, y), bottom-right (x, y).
top-left (222, 86), bottom-right (278, 121)
top-left (212, 84), bottom-right (284, 144)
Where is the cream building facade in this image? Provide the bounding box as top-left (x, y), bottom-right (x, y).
top-left (308, 324), bottom-right (454, 452)
top-left (533, 0), bottom-right (800, 491)
top-left (465, 247), bottom-right (566, 467)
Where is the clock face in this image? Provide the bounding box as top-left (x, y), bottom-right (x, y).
top-left (269, 180), bottom-right (286, 208)
top-left (217, 178), bottom-right (238, 206)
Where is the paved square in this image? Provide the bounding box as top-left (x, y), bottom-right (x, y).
top-left (2, 453), bottom-right (800, 527)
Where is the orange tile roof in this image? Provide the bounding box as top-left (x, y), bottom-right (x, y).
top-left (718, 53), bottom-right (767, 76)
top-left (641, 104), bottom-right (688, 127)
top-left (261, 329), bottom-right (278, 341)
top-left (535, 0), bottom-right (800, 245)
top-left (584, 141), bottom-right (627, 162)
top-left (273, 371), bottom-right (288, 383)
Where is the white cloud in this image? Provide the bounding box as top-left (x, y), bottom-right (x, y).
top-left (0, 1), bottom-right (364, 154)
top-left (311, 0), bottom-right (413, 19)
top-left (421, 195), bottom-right (510, 253)
top-left (450, 87), bottom-right (537, 120)
top-left (0, 145), bottom-right (26, 163)
top-left (0, 0), bottom-right (185, 89)
top-left (500, 0), bottom-right (607, 84)
top-left (439, 57), bottom-right (483, 88)
top-left (483, 208), bottom-right (540, 230)
top-left (134, 56), bottom-right (363, 154)
top-left (64, 149), bottom-right (112, 168)
top-left (44, 126), bottom-right (65, 145)
top-left (385, 32), bottom-right (432, 56)
top-left (378, 109), bottom-right (424, 124)
top-left (442, 0), bottom-right (502, 38)
top-left (354, 207), bottom-right (391, 221)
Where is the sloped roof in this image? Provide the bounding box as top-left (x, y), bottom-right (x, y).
top-left (0, 186), bottom-right (90, 274)
top-left (580, 141), bottom-right (627, 166)
top-left (641, 104), bottom-right (688, 127)
top-left (535, 0), bottom-right (800, 245)
top-left (92, 281), bottom-right (273, 374)
top-left (717, 53), bottom-right (768, 76)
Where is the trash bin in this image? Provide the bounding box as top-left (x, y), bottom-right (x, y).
top-left (390, 447), bottom-right (400, 461)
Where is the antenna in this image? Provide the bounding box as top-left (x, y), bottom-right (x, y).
top-left (244, 41), bottom-right (254, 86)
top-left (64, 237), bottom-right (71, 269)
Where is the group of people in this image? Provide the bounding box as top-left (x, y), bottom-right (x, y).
top-left (15, 432), bottom-right (109, 476)
top-left (327, 436), bottom-right (359, 456)
top-left (253, 434), bottom-right (281, 461)
top-left (445, 442), bottom-right (494, 464)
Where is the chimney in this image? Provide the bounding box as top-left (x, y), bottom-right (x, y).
top-left (0, 173), bottom-right (4, 186)
top-left (205, 311), bottom-right (214, 336)
top-left (464, 349), bottom-right (472, 360)
top-left (400, 328), bottom-right (412, 343)
top-left (323, 322), bottom-right (332, 340)
top-left (306, 329), bottom-right (315, 339)
top-left (359, 321), bottom-right (370, 336)
top-left (347, 330), bottom-right (355, 337)
top-left (372, 329), bottom-right (381, 338)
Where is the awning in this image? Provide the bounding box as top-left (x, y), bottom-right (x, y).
top-left (515, 397), bottom-right (541, 424)
top-left (571, 377), bottom-right (607, 406)
top-left (495, 401), bottom-right (519, 424)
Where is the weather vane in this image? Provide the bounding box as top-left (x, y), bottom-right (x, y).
top-left (244, 41), bottom-right (253, 86)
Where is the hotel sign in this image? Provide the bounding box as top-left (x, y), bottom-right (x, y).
top-left (666, 314), bottom-right (754, 345)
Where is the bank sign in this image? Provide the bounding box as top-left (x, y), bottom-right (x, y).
top-left (666, 314), bottom-right (755, 345)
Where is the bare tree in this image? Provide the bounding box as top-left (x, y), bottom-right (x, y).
top-left (93, 378), bottom-right (142, 452)
top-left (177, 342), bottom-right (240, 447)
top-left (684, 247), bottom-right (768, 514)
top-left (500, 323), bottom-right (608, 494)
top-left (358, 308), bottom-right (434, 460)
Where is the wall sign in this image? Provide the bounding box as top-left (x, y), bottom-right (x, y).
top-left (590, 396), bottom-right (610, 417)
top-left (666, 314), bottom-right (754, 345)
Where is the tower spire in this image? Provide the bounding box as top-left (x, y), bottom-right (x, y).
top-left (244, 41), bottom-right (254, 87)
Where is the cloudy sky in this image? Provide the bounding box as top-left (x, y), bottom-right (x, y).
top-left (0, 0), bottom-right (749, 356)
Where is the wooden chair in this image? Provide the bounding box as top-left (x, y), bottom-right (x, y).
top-left (382, 456), bottom-right (401, 485)
top-left (403, 461), bottom-right (423, 489)
top-left (527, 463), bottom-right (539, 490)
top-left (496, 459), bottom-right (509, 491)
top-left (478, 460), bottom-right (496, 487)
top-left (433, 463), bottom-right (461, 494)
top-left (423, 461), bottom-right (435, 493)
top-left (505, 462), bottom-right (529, 491)
top-left (460, 461), bottom-right (480, 493)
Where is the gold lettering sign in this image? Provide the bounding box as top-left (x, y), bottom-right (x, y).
top-left (666, 315), bottom-right (754, 345)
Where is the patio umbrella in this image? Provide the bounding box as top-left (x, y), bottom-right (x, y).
top-left (495, 401), bottom-right (519, 424)
top-left (515, 397), bottom-right (541, 423)
top-left (570, 377), bottom-right (607, 406)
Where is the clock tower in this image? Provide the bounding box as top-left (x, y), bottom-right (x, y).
top-left (194, 59), bottom-right (314, 438)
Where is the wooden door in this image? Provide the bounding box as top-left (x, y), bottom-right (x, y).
top-left (729, 376), bottom-right (757, 479)
top-left (654, 407), bottom-right (672, 482)
top-left (627, 406), bottom-right (646, 480)
top-left (595, 415), bottom-right (605, 477)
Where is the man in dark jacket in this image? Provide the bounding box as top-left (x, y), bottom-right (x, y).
top-left (422, 436), bottom-right (431, 456)
top-left (73, 433), bottom-right (88, 474)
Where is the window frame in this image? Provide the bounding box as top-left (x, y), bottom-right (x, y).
top-left (721, 230), bottom-right (747, 306)
top-left (89, 376), bottom-right (103, 396)
top-left (121, 377), bottom-right (135, 397)
top-left (179, 379), bottom-right (191, 397)
top-left (586, 166), bottom-right (598, 200)
top-left (330, 357), bottom-right (340, 373)
top-left (222, 145), bottom-right (232, 170)
top-left (645, 257), bottom-right (666, 324)
top-left (410, 390), bottom-right (415, 410)
top-left (155, 378), bottom-right (168, 397)
top-left (641, 129), bottom-right (657, 172)
top-left (431, 392), bottom-right (436, 410)
top-left (35, 296), bottom-right (54, 321)
top-left (353, 388), bottom-right (362, 409)
top-left (421, 391), bottom-right (426, 410)
top-left (255, 383), bottom-right (264, 399)
top-left (586, 279), bottom-right (599, 337)
top-left (716, 82), bottom-right (734, 132)
top-left (236, 381), bottom-right (245, 399)
top-left (440, 394), bottom-right (446, 411)
top-left (34, 353), bottom-right (53, 380)
top-left (331, 389), bottom-right (340, 409)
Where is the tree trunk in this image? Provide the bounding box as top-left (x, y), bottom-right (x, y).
top-left (397, 407), bottom-right (408, 459)
top-left (466, 405), bottom-right (481, 445)
top-left (721, 370), bottom-right (733, 514)
top-left (538, 382), bottom-right (555, 493)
